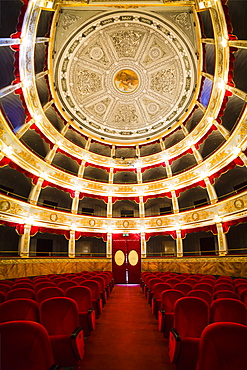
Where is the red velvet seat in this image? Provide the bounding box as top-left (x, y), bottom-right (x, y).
top-left (36, 286), bottom-right (64, 304)
top-left (240, 288), bottom-right (247, 305)
top-left (99, 273), bottom-right (112, 296)
top-left (5, 288), bottom-right (36, 301)
top-left (213, 290), bottom-right (239, 300)
top-left (0, 298), bottom-right (39, 323)
top-left (233, 278), bottom-right (247, 287)
top-left (158, 289), bottom-right (185, 337)
top-left (183, 278), bottom-right (198, 288)
top-left (11, 282), bottom-right (34, 290)
top-left (0, 291), bottom-right (5, 303)
top-left (0, 283), bottom-right (10, 294)
top-left (34, 281), bottom-right (56, 293)
top-left (1, 280), bottom-right (14, 286)
top-left (169, 297), bottom-right (209, 370)
top-left (151, 282), bottom-right (172, 316)
top-left (66, 286), bottom-right (96, 336)
top-left (235, 283), bottom-right (247, 296)
top-left (146, 278), bottom-right (163, 304)
top-left (214, 283), bottom-right (235, 292)
top-left (196, 322), bottom-right (247, 370)
top-left (57, 280), bottom-right (78, 293)
top-left (210, 298), bottom-right (247, 325)
top-left (81, 280), bottom-right (102, 318)
top-left (165, 278), bottom-right (181, 288)
top-left (40, 297), bottom-right (85, 367)
top-left (194, 283), bottom-right (214, 294)
top-left (0, 320), bottom-right (60, 370)
top-left (173, 282), bottom-right (193, 295)
top-left (187, 290), bottom-right (213, 306)
top-left (90, 276), bottom-right (108, 305)
top-left (143, 275), bottom-right (155, 297)
top-left (198, 279), bottom-right (215, 286)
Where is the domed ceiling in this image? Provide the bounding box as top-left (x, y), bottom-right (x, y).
top-left (53, 8), bottom-right (198, 143)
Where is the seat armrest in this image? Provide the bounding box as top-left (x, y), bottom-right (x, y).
top-left (71, 326), bottom-right (83, 339)
top-left (169, 328), bottom-right (181, 363)
top-left (88, 307), bottom-right (95, 314)
top-left (49, 365), bottom-right (62, 370)
top-left (170, 328), bottom-right (180, 342)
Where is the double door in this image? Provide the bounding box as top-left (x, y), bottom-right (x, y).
top-left (112, 234), bottom-right (141, 284)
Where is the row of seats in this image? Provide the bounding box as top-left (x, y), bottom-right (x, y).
top-left (0, 270), bottom-right (114, 369)
top-left (141, 271), bottom-right (247, 370)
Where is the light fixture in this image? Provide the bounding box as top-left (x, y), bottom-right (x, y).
top-left (220, 38), bottom-right (228, 48)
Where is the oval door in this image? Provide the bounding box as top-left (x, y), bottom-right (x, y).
top-left (128, 250), bottom-right (139, 266)
top-left (114, 250), bottom-right (125, 266)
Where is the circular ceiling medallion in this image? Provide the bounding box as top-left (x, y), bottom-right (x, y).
top-left (54, 10), bottom-right (197, 143)
top-left (114, 69), bottom-right (139, 93)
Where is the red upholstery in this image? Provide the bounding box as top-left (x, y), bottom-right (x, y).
top-left (196, 322), bottom-right (247, 370)
top-left (66, 286), bottom-right (96, 336)
top-left (240, 288), bottom-right (247, 304)
top-left (34, 281), bottom-right (56, 293)
top-left (200, 275), bottom-right (216, 281)
top-left (213, 290), bottom-right (239, 300)
top-left (90, 277), bottom-right (107, 305)
top-left (194, 283), bottom-right (214, 294)
top-left (214, 283), bottom-right (235, 292)
top-left (169, 297), bottom-right (209, 370)
top-left (57, 281), bottom-right (78, 293)
top-left (233, 278), bottom-right (247, 286)
top-left (235, 283), bottom-right (247, 295)
top-left (1, 280), bottom-right (14, 286)
top-left (0, 320), bottom-right (58, 370)
top-left (0, 283), bottom-right (10, 294)
top-left (143, 275), bottom-right (155, 297)
top-left (0, 298), bottom-right (39, 323)
top-left (187, 290), bottom-right (213, 306)
top-left (158, 289), bottom-right (185, 337)
top-left (36, 287), bottom-right (64, 304)
top-left (198, 279), bottom-right (215, 286)
top-left (151, 282), bottom-right (172, 316)
top-left (12, 282), bottom-right (34, 289)
top-left (81, 280), bottom-right (102, 318)
top-left (40, 297), bottom-right (85, 367)
top-left (147, 278), bottom-right (163, 304)
top-left (183, 278), bottom-right (198, 288)
top-left (165, 278), bottom-right (181, 288)
top-left (173, 283), bottom-right (193, 295)
top-left (5, 288), bottom-right (36, 301)
top-left (210, 298), bottom-right (247, 325)
top-left (0, 291), bottom-right (5, 303)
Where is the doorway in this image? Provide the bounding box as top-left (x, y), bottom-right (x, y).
top-left (112, 234), bottom-right (141, 284)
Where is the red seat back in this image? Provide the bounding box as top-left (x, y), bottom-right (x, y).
top-left (66, 286), bottom-right (93, 311)
top-left (194, 283), bottom-right (214, 294)
top-left (0, 298), bottom-right (39, 323)
top-left (0, 320), bottom-right (56, 370)
top-left (5, 288), bottom-right (36, 301)
top-left (174, 297), bottom-right (209, 338)
top-left (57, 281), bottom-right (78, 293)
top-left (213, 290), bottom-right (239, 300)
top-left (36, 286), bottom-right (64, 304)
top-left (153, 283), bottom-right (172, 299)
top-left (210, 298), bottom-right (247, 325)
top-left (196, 322), bottom-right (247, 370)
top-left (188, 290), bottom-right (213, 306)
top-left (161, 289), bottom-right (185, 312)
top-left (173, 283), bottom-right (193, 295)
top-left (214, 283), bottom-right (234, 292)
top-left (81, 280), bottom-right (100, 299)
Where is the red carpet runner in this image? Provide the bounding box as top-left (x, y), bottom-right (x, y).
top-left (75, 285), bottom-right (175, 370)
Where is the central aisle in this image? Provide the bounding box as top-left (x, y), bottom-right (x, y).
top-left (75, 285), bottom-right (175, 370)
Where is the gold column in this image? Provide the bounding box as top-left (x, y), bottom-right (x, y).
top-left (28, 177), bottom-right (44, 205)
top-left (216, 222), bottom-right (228, 256)
top-left (141, 232), bottom-right (146, 258)
top-left (78, 160), bottom-right (86, 178)
top-left (176, 229), bottom-right (183, 257)
top-left (204, 177), bottom-right (218, 204)
top-left (137, 167), bottom-right (142, 184)
top-left (107, 232), bottom-right (112, 258)
top-left (71, 190), bottom-right (80, 214)
top-left (171, 190), bottom-right (179, 213)
top-left (107, 196), bottom-right (112, 218)
top-left (109, 168), bottom-right (114, 184)
top-left (18, 225), bottom-right (31, 257)
top-left (139, 196), bottom-right (145, 218)
top-left (68, 230), bottom-right (75, 258)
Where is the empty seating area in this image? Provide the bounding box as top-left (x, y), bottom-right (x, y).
top-left (0, 271), bottom-right (113, 369)
top-left (141, 271), bottom-right (247, 370)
